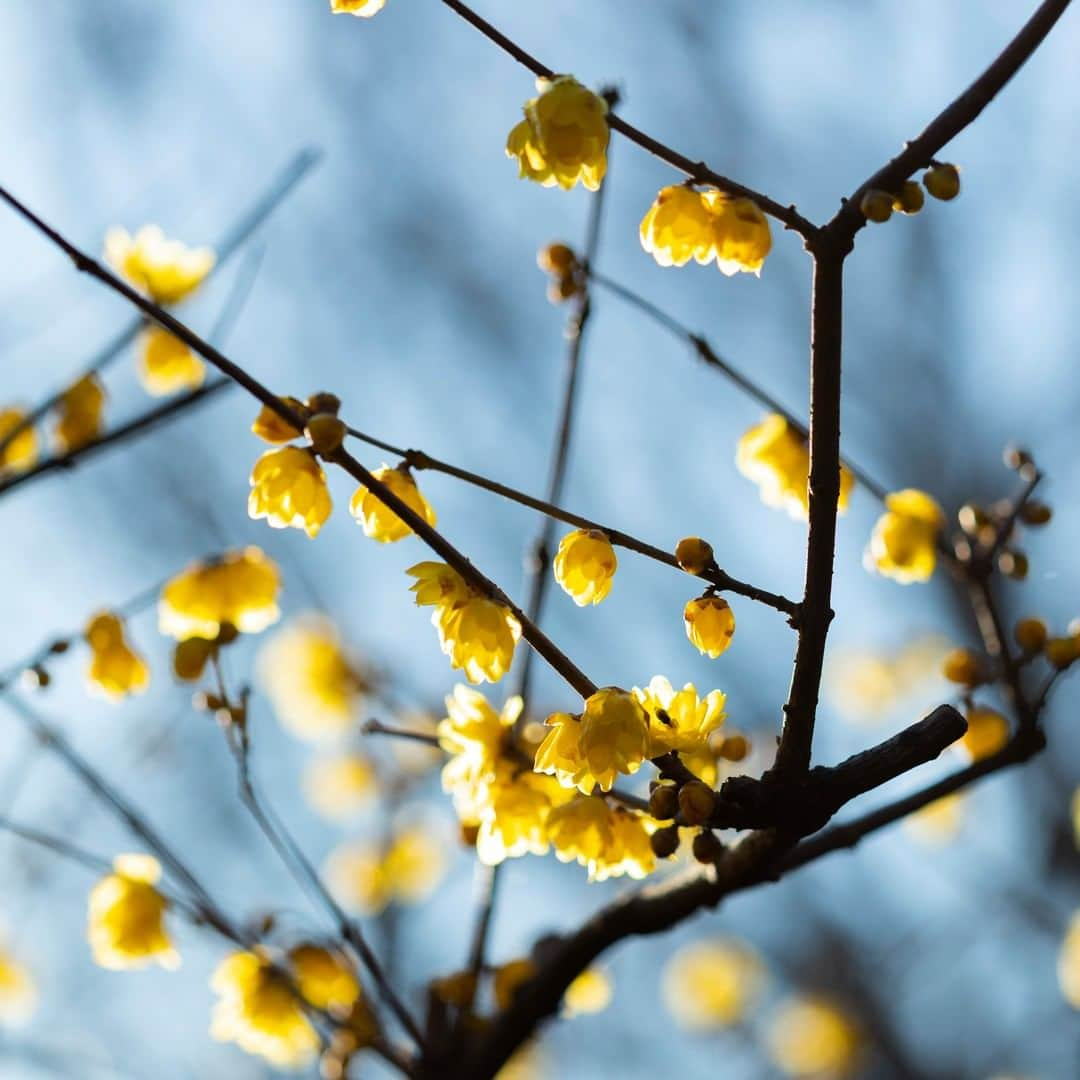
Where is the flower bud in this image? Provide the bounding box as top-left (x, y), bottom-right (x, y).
top-left (1020, 502), bottom-right (1052, 526)
top-left (860, 189), bottom-right (893, 223)
top-left (691, 830), bottom-right (724, 865)
top-left (942, 647), bottom-right (983, 686)
top-left (718, 733), bottom-right (750, 762)
top-left (306, 413), bottom-right (348, 456)
top-left (892, 180), bottom-right (925, 214)
top-left (648, 784), bottom-right (679, 821)
top-left (305, 392), bottom-right (342, 416)
top-left (923, 163), bottom-right (960, 201)
top-left (1014, 617), bottom-right (1047, 654)
top-left (998, 550), bottom-right (1028, 580)
top-left (678, 780), bottom-right (716, 826)
top-left (675, 537), bottom-right (714, 575)
top-left (649, 825), bottom-right (681, 859)
top-left (537, 243), bottom-right (576, 275)
top-left (1046, 637), bottom-right (1080, 669)
top-left (173, 637), bottom-right (214, 682)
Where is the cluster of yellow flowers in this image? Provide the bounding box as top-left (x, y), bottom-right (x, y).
top-left (737, 413), bottom-right (855, 520)
top-left (84, 611), bottom-right (149, 700)
top-left (860, 163), bottom-right (961, 224)
top-left (640, 184), bottom-right (772, 276)
top-left (408, 561), bottom-right (521, 683)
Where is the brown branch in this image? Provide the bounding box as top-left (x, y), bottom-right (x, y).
top-left (436, 0), bottom-right (815, 236)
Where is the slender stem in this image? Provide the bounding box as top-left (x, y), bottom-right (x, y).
top-left (436, 0), bottom-right (815, 236)
top-left (0, 149), bottom-right (319, 459)
top-left (362, 718), bottom-right (441, 747)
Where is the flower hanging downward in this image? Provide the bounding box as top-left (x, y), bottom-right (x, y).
top-left (0, 408), bottom-right (38, 475)
top-left (87, 854), bottom-right (178, 971)
top-left (407, 562), bottom-right (521, 683)
top-left (249, 446), bottom-right (332, 538)
top-left (54, 375), bottom-right (105, 453)
top-left (535, 687), bottom-right (650, 794)
top-left (85, 612), bottom-right (149, 700)
top-left (506, 76), bottom-right (609, 192)
top-left (684, 595), bottom-right (736, 658)
top-left (137, 326), bottom-right (206, 396)
top-left (634, 675), bottom-right (726, 757)
top-left (710, 192), bottom-right (772, 276)
top-left (330, 0), bottom-right (386, 15)
top-left (737, 414), bottom-right (854, 520)
top-left (865, 489), bottom-right (945, 584)
top-left (350, 464), bottom-right (436, 543)
top-left (104, 225), bottom-right (215, 305)
top-left (553, 529), bottom-right (617, 606)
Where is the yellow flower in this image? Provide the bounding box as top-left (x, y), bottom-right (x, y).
top-left (350, 465), bottom-right (437, 543)
top-left (553, 529), bottom-right (617, 606)
top-left (639, 185), bottom-right (718, 267)
top-left (136, 325), bottom-right (205, 396)
top-left (0, 945), bottom-right (36, 1026)
top-left (54, 374), bottom-right (105, 453)
top-left (506, 76), bottom-right (609, 192)
top-left (302, 753), bottom-right (376, 819)
top-left (961, 706), bottom-right (1009, 761)
top-left (684, 596), bottom-right (736, 659)
top-left (249, 446), bottom-right (332, 538)
top-left (330, 0), bottom-right (386, 15)
top-left (534, 687), bottom-right (650, 794)
top-left (865, 489), bottom-right (945, 584)
top-left (104, 225), bottom-right (215, 305)
top-left (407, 560), bottom-right (472, 611)
top-left (0, 408), bottom-right (38, 475)
top-left (737, 414), bottom-right (854, 520)
top-left (324, 843), bottom-right (387, 915)
top-left (383, 824), bottom-right (448, 902)
top-left (563, 967), bottom-right (613, 1017)
top-left (288, 945), bottom-right (360, 1013)
top-left (210, 951), bottom-right (318, 1069)
top-left (475, 769), bottom-right (562, 866)
top-left (252, 399), bottom-right (305, 444)
top-left (257, 617), bottom-right (366, 741)
top-left (590, 808), bottom-right (655, 882)
top-left (546, 795), bottom-right (613, 868)
top-left (706, 191), bottom-right (772, 276)
top-left (159, 546), bottom-right (281, 640)
top-left (438, 683), bottom-right (521, 765)
top-left (904, 793), bottom-right (964, 845)
top-left (85, 612), bottom-right (149, 700)
top-left (767, 996), bottom-right (860, 1078)
top-left (1059, 910), bottom-right (1080, 1008)
top-left (634, 675), bottom-right (726, 757)
top-left (663, 939), bottom-right (763, 1029)
top-left (87, 854), bottom-right (178, 971)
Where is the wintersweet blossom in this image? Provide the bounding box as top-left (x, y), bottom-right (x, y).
top-left (85, 612), bottom-right (149, 700)
top-left (87, 854), bottom-right (178, 971)
top-left (663, 939), bottom-right (763, 1029)
top-left (248, 446), bottom-right (332, 538)
top-left (767, 996), bottom-right (861, 1078)
top-left (137, 325), bottom-right (206, 396)
top-left (54, 375), bottom-right (105, 453)
top-left (553, 529), bottom-right (617, 606)
top-left (330, 0), bottom-right (386, 16)
top-left (633, 675), bottom-right (726, 757)
top-left (350, 465), bottom-right (436, 543)
top-left (684, 595), bottom-right (736, 659)
top-left (865, 489), bottom-right (945, 584)
top-left (104, 225), bottom-right (214, 305)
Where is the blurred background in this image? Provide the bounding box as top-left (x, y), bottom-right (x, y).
top-left (0, 1), bottom-right (1077, 1076)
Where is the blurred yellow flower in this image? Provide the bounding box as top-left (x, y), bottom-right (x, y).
top-left (767, 996), bottom-right (860, 1077)
top-left (303, 753), bottom-right (377, 819)
top-left (961, 706), bottom-right (1010, 761)
top-left (159, 547), bottom-right (281, 640)
top-left (1059, 910), bottom-right (1080, 1008)
top-left (350, 465), bottom-right (436, 543)
top-left (331, 0), bottom-right (386, 15)
top-left (210, 950), bottom-right (318, 1069)
top-left (640, 185), bottom-right (718, 267)
top-left (54, 374), bottom-right (105, 453)
top-left (553, 529), bottom-right (617, 606)
top-left (0, 408), bottom-right (38, 475)
top-left (249, 446), bottom-right (332, 538)
top-left (288, 944), bottom-right (360, 1013)
top-left (633, 675), bottom-right (726, 757)
top-left (684, 595), bottom-right (736, 659)
top-left (506, 76), bottom-right (609, 192)
top-left (258, 617), bottom-right (366, 742)
top-left (865, 489), bottom-right (945, 584)
top-left (737, 414), bottom-right (854, 520)
top-left (0, 944), bottom-right (36, 1026)
top-left (104, 225), bottom-right (214, 305)
top-left (87, 854), bottom-right (178, 971)
top-left (535, 687), bottom-right (650, 794)
top-left (904, 793), bottom-right (965, 845)
top-left (137, 325), bottom-right (206, 396)
top-left (663, 939), bottom-right (763, 1029)
top-left (85, 611), bottom-right (149, 700)
top-left (563, 967), bottom-right (613, 1017)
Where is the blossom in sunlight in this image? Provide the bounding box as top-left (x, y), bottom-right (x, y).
top-left (865, 489), bottom-right (945, 584)
top-left (634, 675), bottom-right (726, 758)
top-left (663, 939), bottom-right (764, 1030)
top-left (639, 185), bottom-right (719, 267)
top-left (684, 595), bottom-right (736, 659)
top-left (248, 446), bottom-right (332, 538)
top-left (136, 325), bottom-right (206, 396)
top-left (1059, 911), bottom-right (1080, 1008)
top-left (53, 374), bottom-right (105, 453)
top-left (534, 687), bottom-right (650, 794)
top-left (349, 464), bottom-right (437, 543)
top-left (330, 0), bottom-right (386, 15)
top-left (302, 753), bottom-right (377, 819)
top-left (0, 408), bottom-right (38, 475)
top-left (0, 944), bottom-right (36, 1026)
top-left (591, 808), bottom-right (655, 882)
top-left (210, 951), bottom-right (318, 1069)
top-left (553, 529), bottom-right (618, 606)
top-left (159, 546), bottom-right (281, 640)
top-left (84, 611), bottom-right (150, 700)
top-left (736, 413), bottom-right (854, 520)
top-left (904, 793), bottom-right (965, 845)
top-left (767, 996), bottom-right (860, 1078)
top-left (474, 768), bottom-right (569, 867)
top-left (438, 684), bottom-right (521, 766)
top-left (506, 76), bottom-right (609, 192)
top-left (961, 706), bottom-right (1010, 761)
top-left (546, 796), bottom-right (655, 882)
top-left (257, 617), bottom-right (367, 742)
top-left (87, 854), bottom-right (178, 971)
top-left (288, 945), bottom-right (360, 1013)
top-left (563, 967), bottom-right (613, 1017)
top-left (104, 225), bottom-right (215, 305)
top-left (707, 191), bottom-right (772, 276)
top-left (251, 399), bottom-right (305, 444)
top-left (407, 562), bottom-right (521, 684)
